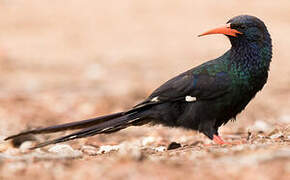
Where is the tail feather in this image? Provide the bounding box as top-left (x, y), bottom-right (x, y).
top-left (31, 114), bottom-right (142, 149)
top-left (5, 112), bottom-right (125, 141)
top-left (5, 102), bottom-right (155, 149)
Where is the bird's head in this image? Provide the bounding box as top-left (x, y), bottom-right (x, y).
top-left (199, 15), bottom-right (271, 47)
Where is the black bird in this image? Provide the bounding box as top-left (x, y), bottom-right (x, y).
top-left (5, 15), bottom-right (272, 148)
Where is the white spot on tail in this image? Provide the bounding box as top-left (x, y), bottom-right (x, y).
top-left (127, 117), bottom-right (140, 124)
top-left (151, 96), bottom-right (159, 102)
top-left (185, 96), bottom-right (196, 102)
top-left (100, 127), bottom-right (112, 132)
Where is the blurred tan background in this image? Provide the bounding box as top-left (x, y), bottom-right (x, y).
top-left (0, 1), bottom-right (290, 179)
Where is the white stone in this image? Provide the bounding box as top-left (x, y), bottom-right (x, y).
top-left (48, 144), bottom-right (82, 158)
top-left (81, 145), bottom-right (98, 155)
top-left (152, 146), bottom-right (166, 152)
top-left (97, 145), bottom-right (120, 154)
top-left (19, 141), bottom-right (34, 153)
top-left (141, 136), bottom-right (155, 146)
top-left (270, 132), bottom-right (283, 139)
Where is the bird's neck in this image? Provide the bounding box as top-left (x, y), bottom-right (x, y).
top-left (229, 40), bottom-right (272, 73)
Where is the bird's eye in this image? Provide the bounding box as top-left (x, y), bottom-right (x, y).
top-left (231, 24), bottom-right (246, 30)
top-left (240, 24), bottom-right (246, 29)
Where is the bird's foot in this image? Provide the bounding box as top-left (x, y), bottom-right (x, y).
top-left (212, 135), bottom-right (246, 146)
top-left (203, 135), bottom-right (241, 146)
top-left (213, 135), bottom-right (231, 145)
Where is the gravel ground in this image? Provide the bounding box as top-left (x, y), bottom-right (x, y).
top-left (0, 1), bottom-right (290, 180)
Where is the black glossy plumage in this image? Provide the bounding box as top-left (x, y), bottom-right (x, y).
top-left (5, 15), bottom-right (272, 148)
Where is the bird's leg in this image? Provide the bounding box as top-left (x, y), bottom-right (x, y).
top-left (200, 121), bottom-right (240, 146)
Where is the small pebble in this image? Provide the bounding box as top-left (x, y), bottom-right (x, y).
top-left (141, 137), bottom-right (155, 146)
top-left (152, 146), bottom-right (166, 152)
top-left (19, 141), bottom-right (34, 153)
top-left (11, 134), bottom-right (36, 148)
top-left (81, 145), bottom-right (98, 155)
top-left (97, 145), bottom-right (120, 154)
top-left (270, 132), bottom-right (283, 139)
top-left (167, 142), bottom-right (181, 150)
top-left (48, 144), bottom-right (82, 158)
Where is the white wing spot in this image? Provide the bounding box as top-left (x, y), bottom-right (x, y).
top-left (68, 135), bottom-right (77, 139)
top-left (151, 97), bottom-right (159, 102)
top-left (185, 96), bottom-right (196, 102)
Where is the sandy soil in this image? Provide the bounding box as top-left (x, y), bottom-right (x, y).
top-left (0, 1), bottom-right (290, 179)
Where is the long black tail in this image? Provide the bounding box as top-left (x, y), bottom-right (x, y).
top-left (5, 111), bottom-right (146, 149)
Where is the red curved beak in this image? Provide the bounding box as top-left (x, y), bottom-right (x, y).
top-left (198, 24), bottom-right (243, 37)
